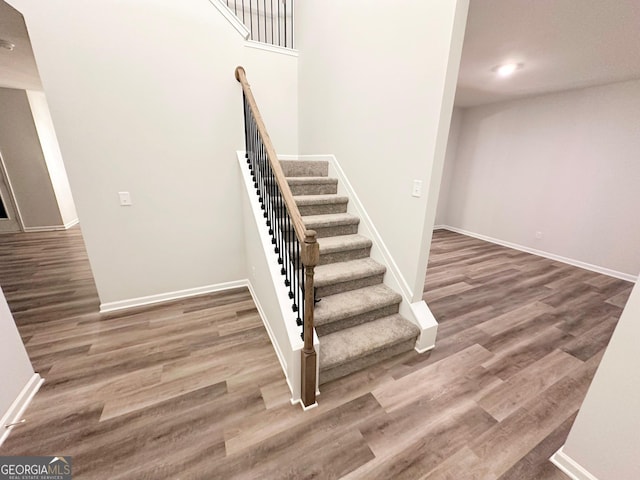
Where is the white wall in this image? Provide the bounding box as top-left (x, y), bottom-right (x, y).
top-left (296, 0), bottom-right (469, 301)
top-left (26, 91), bottom-right (78, 226)
top-left (435, 107), bottom-right (463, 226)
top-left (0, 87), bottom-right (63, 228)
top-left (442, 79), bottom-right (640, 277)
top-left (559, 280), bottom-right (640, 479)
top-left (0, 286), bottom-right (34, 424)
top-left (9, 0), bottom-right (298, 306)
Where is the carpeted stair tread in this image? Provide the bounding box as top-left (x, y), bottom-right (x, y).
top-left (316, 234), bottom-right (373, 265)
top-left (317, 234), bottom-right (372, 254)
top-left (319, 314), bottom-right (419, 372)
top-left (294, 194), bottom-right (348, 216)
top-left (302, 213), bottom-right (360, 239)
top-left (315, 284), bottom-right (401, 328)
top-left (314, 258), bottom-right (386, 288)
top-left (280, 160), bottom-right (328, 177)
top-left (302, 213), bottom-right (359, 228)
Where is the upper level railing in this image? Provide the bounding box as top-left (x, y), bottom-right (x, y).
top-left (235, 66), bottom-right (316, 407)
top-left (226, 0), bottom-right (294, 48)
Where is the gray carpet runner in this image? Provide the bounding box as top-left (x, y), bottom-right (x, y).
top-left (282, 160), bottom-right (419, 385)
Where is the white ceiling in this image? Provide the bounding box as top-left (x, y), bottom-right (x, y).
top-left (456, 0), bottom-right (640, 107)
top-left (0, 0), bottom-right (41, 90)
top-left (1, 1), bottom-right (640, 104)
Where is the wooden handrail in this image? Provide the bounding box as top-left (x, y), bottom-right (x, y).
top-left (235, 66), bottom-right (313, 247)
top-left (235, 66), bottom-right (318, 407)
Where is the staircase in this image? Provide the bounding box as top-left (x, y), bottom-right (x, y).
top-left (282, 159), bottom-right (420, 384)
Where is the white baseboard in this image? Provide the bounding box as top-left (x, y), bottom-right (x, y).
top-left (99, 280), bottom-right (248, 313)
top-left (551, 446), bottom-right (600, 480)
top-left (433, 224), bottom-right (447, 230)
top-left (245, 40), bottom-right (298, 57)
top-left (23, 224), bottom-right (68, 232)
top-left (291, 398), bottom-right (318, 411)
top-left (63, 218), bottom-right (79, 229)
top-left (208, 0), bottom-right (250, 39)
top-left (0, 373), bottom-right (44, 447)
top-left (439, 225), bottom-right (637, 283)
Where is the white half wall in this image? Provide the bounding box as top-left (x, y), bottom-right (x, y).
top-left (296, 0), bottom-right (469, 302)
top-left (0, 285), bottom-right (39, 445)
top-left (442, 79), bottom-right (640, 277)
top-left (9, 0), bottom-right (298, 306)
top-left (555, 279), bottom-right (640, 480)
top-left (0, 87), bottom-right (63, 228)
top-left (26, 90), bottom-right (78, 226)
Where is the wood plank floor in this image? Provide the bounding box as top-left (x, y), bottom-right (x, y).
top-left (0, 227), bottom-right (632, 479)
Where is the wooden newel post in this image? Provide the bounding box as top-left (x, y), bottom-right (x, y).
top-left (301, 231), bottom-right (319, 407)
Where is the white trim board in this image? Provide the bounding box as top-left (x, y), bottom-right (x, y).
top-left (208, 0), bottom-right (250, 39)
top-left (100, 280), bottom-right (248, 313)
top-left (0, 373), bottom-right (44, 447)
top-left (24, 224), bottom-right (71, 232)
top-left (438, 225), bottom-right (637, 283)
top-left (64, 218), bottom-right (79, 229)
top-left (550, 447), bottom-right (600, 480)
top-left (245, 40), bottom-right (298, 57)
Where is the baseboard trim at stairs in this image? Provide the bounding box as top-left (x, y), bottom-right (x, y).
top-left (550, 447), bottom-right (600, 480)
top-left (99, 280), bottom-right (248, 313)
top-left (410, 300), bottom-right (438, 352)
top-left (208, 0), bottom-right (250, 39)
top-left (0, 373), bottom-right (44, 447)
top-left (438, 225), bottom-right (637, 283)
top-left (23, 220), bottom-right (78, 232)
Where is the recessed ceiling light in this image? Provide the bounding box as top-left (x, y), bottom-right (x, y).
top-left (0, 39), bottom-right (15, 51)
top-left (492, 62), bottom-right (523, 77)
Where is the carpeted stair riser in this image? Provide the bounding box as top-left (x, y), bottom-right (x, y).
top-left (288, 193), bottom-right (349, 216)
top-left (315, 303), bottom-right (400, 336)
top-left (319, 337), bottom-right (416, 384)
top-left (319, 247), bottom-right (371, 265)
top-left (301, 214), bottom-right (360, 238)
top-left (315, 273), bottom-right (385, 298)
top-left (287, 177), bottom-right (338, 196)
top-left (310, 223), bottom-right (359, 239)
top-left (317, 234), bottom-right (373, 266)
top-left (280, 160), bottom-right (328, 177)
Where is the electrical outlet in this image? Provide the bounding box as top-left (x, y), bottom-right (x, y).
top-left (412, 180), bottom-right (423, 198)
top-left (118, 191), bottom-right (132, 206)
top-left (535, 231), bottom-right (543, 239)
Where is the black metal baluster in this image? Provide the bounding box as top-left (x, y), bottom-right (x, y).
top-left (291, 0), bottom-right (293, 48)
top-left (241, 0), bottom-right (245, 23)
top-left (249, 0), bottom-right (254, 41)
top-left (269, 0), bottom-right (274, 45)
top-left (284, 0), bottom-right (287, 48)
top-left (277, 0), bottom-right (281, 47)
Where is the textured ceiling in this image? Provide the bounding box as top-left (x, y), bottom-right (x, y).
top-left (456, 0), bottom-right (640, 107)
